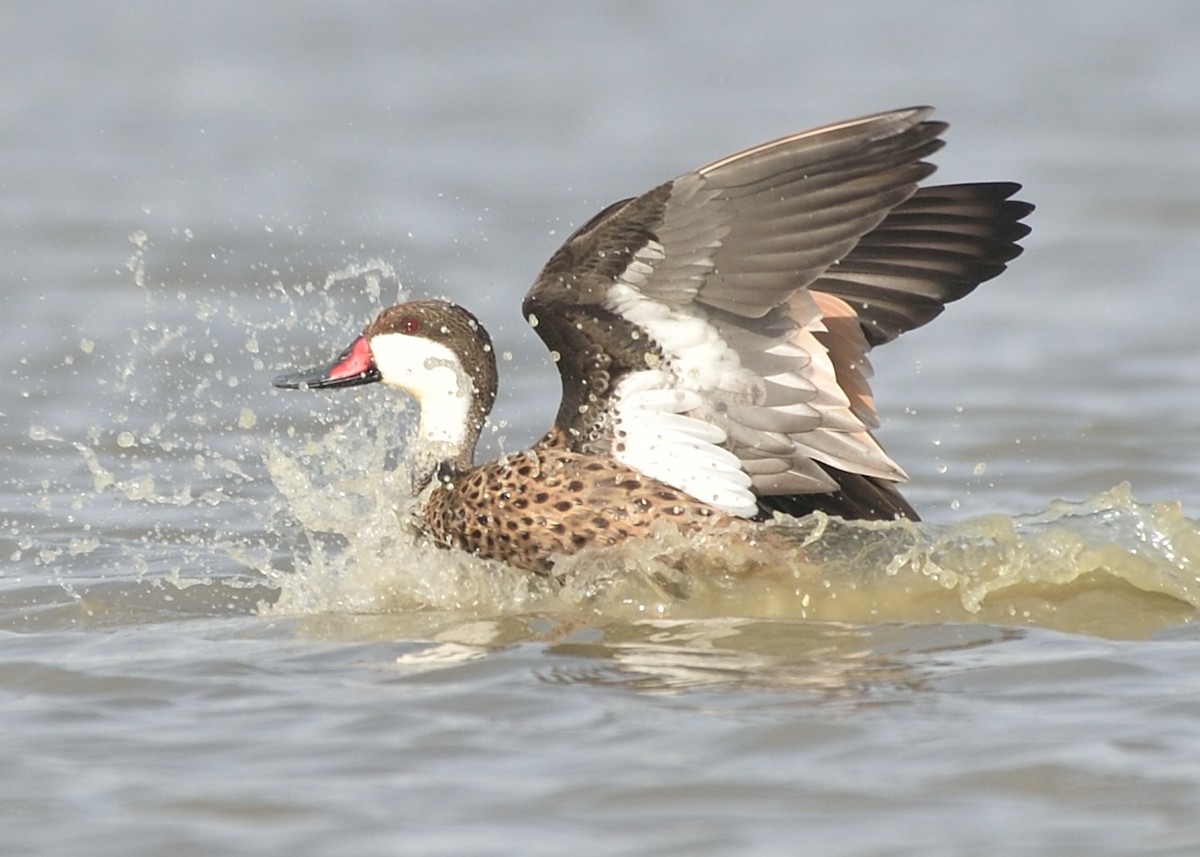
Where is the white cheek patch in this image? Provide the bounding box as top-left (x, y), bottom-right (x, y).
top-left (369, 333), bottom-right (472, 447)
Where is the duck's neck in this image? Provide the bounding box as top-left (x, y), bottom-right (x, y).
top-left (405, 346), bottom-right (497, 494)
top-left (412, 386), bottom-right (488, 492)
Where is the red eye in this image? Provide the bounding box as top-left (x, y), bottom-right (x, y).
top-left (400, 317), bottom-right (421, 334)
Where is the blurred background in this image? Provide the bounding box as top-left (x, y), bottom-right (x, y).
top-left (5, 1), bottom-right (1199, 522)
top-left (9, 1), bottom-right (1200, 520)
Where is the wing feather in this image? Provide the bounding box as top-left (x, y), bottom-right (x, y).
top-left (520, 108), bottom-right (1032, 522)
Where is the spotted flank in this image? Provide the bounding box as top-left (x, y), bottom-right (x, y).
top-left (419, 427), bottom-right (725, 574)
top-left (274, 106), bottom-right (1033, 573)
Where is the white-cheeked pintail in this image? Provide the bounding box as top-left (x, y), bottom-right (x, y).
top-left (274, 106), bottom-right (1033, 573)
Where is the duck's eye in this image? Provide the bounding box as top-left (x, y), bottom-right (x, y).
top-left (400, 317), bottom-right (421, 334)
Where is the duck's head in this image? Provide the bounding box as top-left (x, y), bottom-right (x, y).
top-left (273, 299), bottom-right (498, 483)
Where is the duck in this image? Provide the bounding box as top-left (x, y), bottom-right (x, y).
top-left (273, 106), bottom-right (1033, 574)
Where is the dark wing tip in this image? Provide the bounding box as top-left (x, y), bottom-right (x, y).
top-left (812, 180), bottom-right (1035, 346)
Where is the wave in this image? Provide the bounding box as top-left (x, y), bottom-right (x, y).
top-left (264, 407), bottom-right (1200, 639)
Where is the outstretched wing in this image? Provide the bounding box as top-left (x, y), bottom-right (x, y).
top-left (521, 107), bottom-right (1031, 521)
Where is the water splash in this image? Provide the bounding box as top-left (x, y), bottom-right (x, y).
top-left (264, 382), bottom-right (1200, 638)
top-left (248, 265), bottom-right (1200, 638)
top-left (10, 233), bottom-right (409, 625)
top-left (20, 241), bottom-right (1199, 640)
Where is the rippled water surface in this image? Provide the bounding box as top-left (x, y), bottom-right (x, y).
top-left (5, 3), bottom-right (1200, 855)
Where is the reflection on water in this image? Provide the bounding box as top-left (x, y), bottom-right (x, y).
top-left (536, 619), bottom-right (1021, 697)
top-left (269, 605), bottom-right (1020, 696)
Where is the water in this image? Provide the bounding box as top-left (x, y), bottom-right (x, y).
top-left (4, 2), bottom-right (1200, 854)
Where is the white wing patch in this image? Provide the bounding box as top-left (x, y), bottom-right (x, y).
top-left (608, 248), bottom-right (746, 392)
top-left (609, 370), bottom-right (758, 517)
top-left (601, 236), bottom-right (906, 515)
top-left (605, 245), bottom-right (763, 517)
